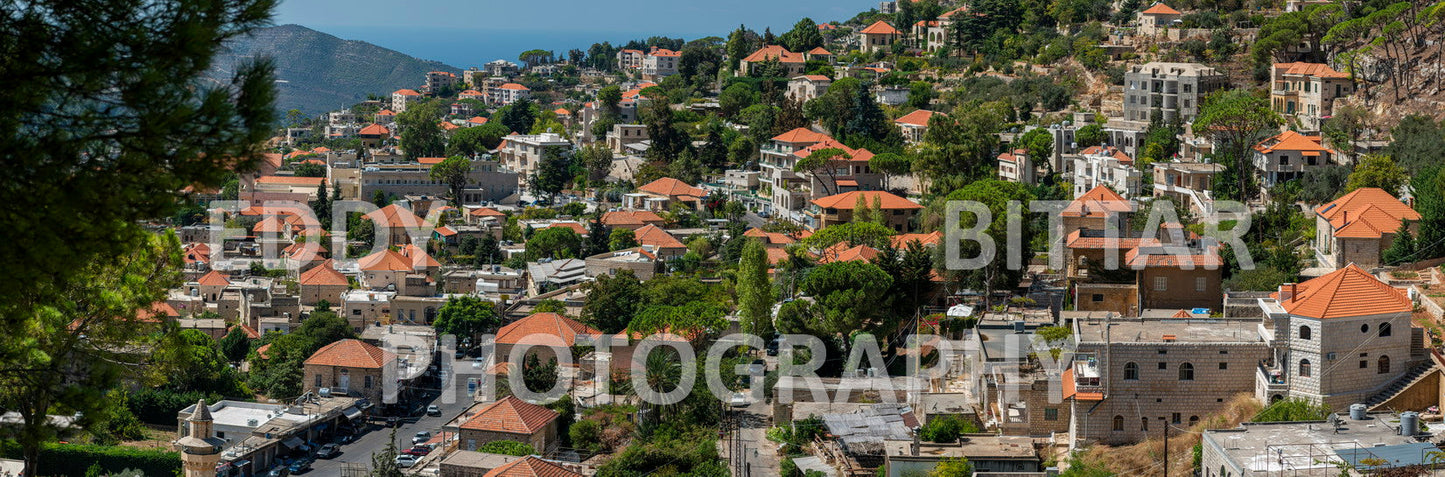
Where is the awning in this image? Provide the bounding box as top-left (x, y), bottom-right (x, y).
top-left (281, 437), bottom-right (304, 449)
top-left (343, 407), bottom-right (363, 420)
top-left (836, 179), bottom-right (858, 187)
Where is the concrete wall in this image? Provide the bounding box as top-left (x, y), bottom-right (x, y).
top-left (458, 422), bottom-right (557, 454)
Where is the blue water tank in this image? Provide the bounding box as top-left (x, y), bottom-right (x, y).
top-left (1401, 411), bottom-right (1420, 436)
top-left (1350, 403), bottom-right (1368, 420)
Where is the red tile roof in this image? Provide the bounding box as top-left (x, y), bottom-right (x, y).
top-left (744, 227), bottom-right (798, 245)
top-left (299, 260), bottom-right (349, 286)
top-left (1271, 264), bottom-right (1412, 319)
top-left (895, 109), bottom-right (943, 127)
top-left (1315, 187), bottom-right (1418, 241)
top-left (891, 231), bottom-right (943, 248)
top-left (401, 244), bottom-right (440, 268)
top-left (1062, 186), bottom-right (1133, 217)
top-left (418, 157), bottom-right (446, 165)
top-left (1274, 62), bottom-right (1349, 79)
top-left (634, 225), bottom-right (686, 250)
top-left (197, 270), bottom-right (231, 286)
top-left (256, 176), bottom-right (326, 186)
top-left (394, 89), bottom-right (422, 96)
top-left (546, 222), bottom-right (590, 237)
top-left (365, 204), bottom-right (427, 229)
top-left (1254, 130), bottom-right (1333, 154)
top-left (495, 312), bottom-right (601, 346)
top-left (860, 20), bottom-right (901, 35)
top-left (471, 207), bottom-right (507, 219)
top-left (468, 116), bottom-right (490, 125)
top-left (252, 216), bottom-right (289, 234)
top-left (1124, 246), bottom-right (1222, 268)
top-left (638, 177), bottom-right (706, 198)
top-left (771, 127), bottom-right (831, 144)
top-left (483, 456), bottom-right (579, 477)
top-left (742, 45), bottom-right (806, 64)
top-left (498, 83), bottom-right (530, 91)
top-left (461, 396), bottom-right (560, 435)
top-left (818, 243), bottom-right (880, 263)
top-left (809, 46), bottom-right (833, 55)
top-left (812, 190), bottom-right (922, 210)
top-left (1066, 230), bottom-right (1158, 250)
top-left (1141, 2), bottom-right (1182, 14)
top-left (304, 339), bottom-right (395, 369)
top-left (358, 249), bottom-right (415, 272)
top-left (359, 124), bottom-right (390, 136)
top-left (601, 210), bottom-right (664, 227)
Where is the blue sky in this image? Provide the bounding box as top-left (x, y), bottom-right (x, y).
top-left (274, 0), bottom-right (876, 66)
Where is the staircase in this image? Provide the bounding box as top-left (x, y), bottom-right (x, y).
top-left (1365, 363), bottom-right (1439, 411)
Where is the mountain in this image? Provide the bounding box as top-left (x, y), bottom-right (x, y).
top-left (206, 24), bottom-right (459, 115)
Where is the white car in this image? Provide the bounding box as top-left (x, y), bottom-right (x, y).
top-left (412, 431), bottom-right (431, 445)
top-left (395, 455), bottom-right (417, 468)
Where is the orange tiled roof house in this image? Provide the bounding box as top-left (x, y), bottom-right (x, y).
top-left (456, 396), bottom-right (561, 454)
top-left (303, 339), bottom-right (395, 404)
top-left (1313, 187), bottom-right (1420, 269)
top-left (1258, 264), bottom-right (1420, 409)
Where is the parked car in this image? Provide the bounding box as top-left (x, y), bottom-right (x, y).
top-left (287, 459), bottom-right (311, 473)
top-left (386, 416), bottom-right (399, 428)
top-left (729, 392), bottom-right (749, 407)
top-left (316, 444), bottom-right (340, 459)
top-left (412, 431), bottom-right (431, 445)
top-left (395, 455), bottom-right (418, 468)
top-left (265, 467), bottom-right (289, 477)
top-left (402, 445), bottom-right (432, 457)
top-left (426, 405), bottom-right (441, 416)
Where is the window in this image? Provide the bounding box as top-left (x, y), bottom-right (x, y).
top-left (364, 375), bottom-right (374, 388)
top-left (1113, 416), bottom-right (1124, 431)
top-left (1172, 413), bottom-right (1182, 424)
top-left (1124, 362), bottom-right (1139, 380)
top-left (1300, 359), bottom-right (1311, 377)
top-left (1298, 325), bottom-right (1311, 340)
top-left (1158, 362), bottom-right (1167, 370)
top-left (1219, 362), bottom-right (1228, 370)
top-left (1179, 363), bottom-right (1195, 381)
top-left (1379, 355), bottom-right (1390, 374)
top-left (1379, 322), bottom-right (1392, 337)
top-left (1045, 408), bottom-right (1059, 421)
top-left (1154, 276), bottom-right (1168, 291)
top-left (1092, 294), bottom-right (1104, 302)
top-left (1141, 418), bottom-right (1149, 431)
top-left (315, 374), bottom-right (322, 387)
top-left (1189, 416), bottom-right (1200, 426)
top-left (1196, 277), bottom-right (1207, 292)
top-left (1361, 323), bottom-right (1370, 333)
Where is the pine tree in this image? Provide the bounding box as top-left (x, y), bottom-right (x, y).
top-left (737, 240), bottom-right (775, 336)
top-left (370, 427), bottom-right (404, 476)
top-left (1384, 223), bottom-right (1417, 266)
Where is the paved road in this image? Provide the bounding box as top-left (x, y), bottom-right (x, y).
top-left (309, 378), bottom-right (478, 474)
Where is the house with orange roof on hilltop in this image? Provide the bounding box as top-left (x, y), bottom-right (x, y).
top-left (459, 89), bottom-right (486, 101)
top-left (357, 248), bottom-right (435, 296)
top-left (1313, 187), bottom-right (1420, 269)
top-left (758, 128), bottom-right (888, 219)
top-left (1270, 62), bottom-right (1356, 131)
top-left (599, 210), bottom-right (665, 231)
top-left (811, 190), bottom-right (923, 233)
top-left (859, 21), bottom-right (902, 53)
top-left (298, 260), bottom-right (350, 306)
top-left (453, 396), bottom-right (562, 455)
top-left (476, 455), bottom-right (582, 477)
top-left (493, 312), bottom-right (601, 366)
top-left (1137, 2), bottom-right (1183, 36)
top-left (1252, 130), bottom-right (1337, 187)
top-left (788, 75), bottom-right (833, 103)
top-left (392, 88), bottom-right (423, 113)
top-left (358, 123), bottom-right (390, 147)
top-left (997, 148), bottom-right (1036, 185)
top-left (625, 177), bottom-right (707, 212)
top-left (1258, 264), bottom-right (1420, 409)
top-left (302, 339), bottom-right (395, 404)
top-left (641, 47), bottom-right (681, 80)
top-left (895, 109), bottom-right (944, 144)
top-left (1071, 146), bottom-right (1142, 198)
top-left (1061, 185), bottom-right (1135, 239)
top-left (739, 45), bottom-right (808, 77)
top-left (633, 224), bottom-right (688, 258)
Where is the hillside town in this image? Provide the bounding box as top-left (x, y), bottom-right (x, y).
top-left (9, 0), bottom-right (1445, 476)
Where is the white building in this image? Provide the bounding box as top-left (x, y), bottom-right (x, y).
top-left (497, 132), bottom-right (572, 178)
top-left (392, 89), bottom-right (423, 113)
top-left (1070, 146), bottom-right (1142, 198)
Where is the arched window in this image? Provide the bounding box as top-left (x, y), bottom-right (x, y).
top-left (1298, 325), bottom-right (1311, 340)
top-left (1124, 362), bottom-right (1139, 380)
top-left (1361, 323), bottom-right (1370, 334)
top-left (1379, 322), bottom-right (1392, 337)
top-left (1179, 363), bottom-right (1195, 381)
top-left (1141, 417), bottom-right (1149, 431)
top-left (1189, 415), bottom-right (1200, 427)
top-left (1300, 359), bottom-right (1312, 377)
top-left (1112, 415), bottom-right (1124, 431)
top-left (1379, 355), bottom-right (1391, 374)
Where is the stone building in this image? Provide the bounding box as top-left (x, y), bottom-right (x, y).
top-left (302, 339), bottom-right (395, 404)
top-left (1067, 317), bottom-right (1270, 445)
top-left (456, 396), bottom-right (561, 453)
top-left (1312, 187), bottom-right (1419, 270)
top-left (1122, 62), bottom-right (1227, 122)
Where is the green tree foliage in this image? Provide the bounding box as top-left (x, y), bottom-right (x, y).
top-left (370, 428), bottom-right (403, 477)
top-left (628, 301), bottom-right (728, 338)
top-left (781, 18), bottom-right (825, 52)
top-left (642, 98), bottom-right (688, 162)
top-left (524, 226), bottom-right (583, 260)
top-left (246, 311), bottom-right (356, 398)
top-left (804, 221), bottom-right (897, 249)
top-left (596, 85), bottom-right (623, 121)
top-left (219, 325), bottom-right (252, 363)
top-left (151, 328), bottom-right (250, 397)
top-left (293, 161), bottom-right (326, 177)
top-left (578, 143), bottom-right (614, 184)
top-left (1298, 165), bottom-right (1350, 203)
top-left (1251, 5), bottom-right (1338, 68)
top-left (929, 180), bottom-right (1037, 305)
top-left (797, 261), bottom-right (894, 337)
top-left (596, 426), bottom-right (727, 476)
top-left (907, 81), bottom-right (936, 110)
top-left (1384, 115), bottom-right (1445, 174)
top-left (477, 440), bottom-right (535, 456)
top-left (581, 269), bottom-right (644, 333)
top-left (872, 241), bottom-right (937, 322)
top-left (447, 122), bottom-right (511, 157)
top-left (1345, 155), bottom-right (1406, 195)
top-left (397, 101), bottom-right (446, 159)
top-left (919, 415), bottom-right (980, 442)
top-left (719, 83), bottom-right (759, 118)
top-left (869, 152), bottom-right (912, 190)
top-left (726, 25), bottom-right (758, 70)
top-left (1253, 398), bottom-right (1331, 422)
top-left (930, 457), bottom-right (975, 477)
top-left (496, 97), bottom-right (537, 134)
top-left (1384, 223), bottom-right (1417, 265)
top-left (429, 156), bottom-right (473, 206)
top-left (433, 296), bottom-right (499, 342)
top-left (1074, 124), bottom-right (1106, 148)
top-left (0, 9), bottom-right (277, 444)
top-left (529, 146), bottom-right (575, 201)
top-left (737, 240), bottom-right (776, 336)
top-left (913, 102), bottom-right (1007, 191)
top-left (1411, 165), bottom-right (1445, 259)
top-left (1017, 128), bottom-right (1054, 162)
top-left (608, 228), bottom-right (639, 251)
top-left (0, 233), bottom-right (183, 473)
top-left (1192, 91), bottom-right (1281, 200)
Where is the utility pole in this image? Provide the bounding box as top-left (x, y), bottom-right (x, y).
top-left (1163, 423), bottom-right (1169, 477)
